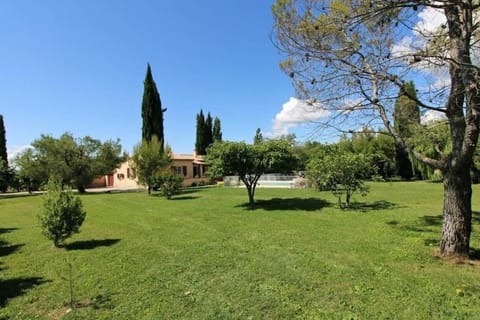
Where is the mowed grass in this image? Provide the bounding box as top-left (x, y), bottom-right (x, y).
top-left (2, 182), bottom-right (480, 319)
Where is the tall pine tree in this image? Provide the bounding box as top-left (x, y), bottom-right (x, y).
top-left (253, 128), bottom-right (264, 145)
top-left (205, 112), bottom-right (214, 148)
top-left (212, 117), bottom-right (222, 142)
top-left (0, 115), bottom-right (7, 167)
top-left (393, 81), bottom-right (420, 180)
top-left (0, 115), bottom-right (9, 192)
top-left (195, 110), bottom-right (206, 155)
top-left (141, 64), bottom-right (166, 152)
top-left (196, 110), bottom-right (222, 155)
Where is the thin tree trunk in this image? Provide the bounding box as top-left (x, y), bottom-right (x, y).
top-left (440, 165), bottom-right (472, 257)
top-left (247, 185), bottom-right (255, 207)
top-left (77, 185), bottom-right (86, 194)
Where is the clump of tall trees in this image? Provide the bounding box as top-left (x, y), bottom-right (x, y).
top-left (195, 109), bottom-right (222, 155)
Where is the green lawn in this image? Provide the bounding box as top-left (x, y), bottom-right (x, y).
top-left (1, 182), bottom-right (480, 319)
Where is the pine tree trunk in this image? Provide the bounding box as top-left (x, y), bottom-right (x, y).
top-left (440, 166), bottom-right (472, 257)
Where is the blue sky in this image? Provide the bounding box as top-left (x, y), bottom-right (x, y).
top-left (0, 0), bottom-right (325, 157)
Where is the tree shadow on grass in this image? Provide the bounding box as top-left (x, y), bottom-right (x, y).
top-left (0, 227), bottom-right (18, 234)
top-left (472, 211), bottom-right (480, 223)
top-left (387, 214), bottom-right (443, 234)
top-left (169, 196), bottom-right (199, 201)
top-left (345, 200), bottom-right (400, 212)
top-left (0, 193), bottom-right (41, 200)
top-left (0, 243), bottom-right (24, 257)
top-left (65, 239), bottom-right (121, 251)
top-left (0, 277), bottom-right (49, 307)
top-left (237, 198), bottom-right (331, 211)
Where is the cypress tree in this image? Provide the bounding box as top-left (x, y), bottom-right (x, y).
top-left (141, 64), bottom-right (166, 152)
top-left (205, 112), bottom-right (214, 149)
top-left (0, 115), bottom-right (7, 166)
top-left (195, 110), bottom-right (206, 155)
top-left (254, 128), bottom-right (264, 145)
top-left (212, 117), bottom-right (222, 142)
top-left (394, 81), bottom-right (420, 180)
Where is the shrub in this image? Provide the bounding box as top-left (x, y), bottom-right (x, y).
top-left (39, 180), bottom-right (86, 247)
top-left (156, 172), bottom-right (183, 199)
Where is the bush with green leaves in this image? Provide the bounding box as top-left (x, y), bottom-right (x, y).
top-left (155, 172), bottom-right (183, 199)
top-left (308, 153), bottom-right (374, 209)
top-left (39, 180), bottom-right (86, 247)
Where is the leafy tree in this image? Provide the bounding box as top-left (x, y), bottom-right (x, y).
top-left (14, 148), bottom-right (43, 192)
top-left (15, 133), bottom-right (125, 193)
top-left (155, 172), bottom-right (183, 199)
top-left (195, 109), bottom-right (206, 155)
top-left (394, 82), bottom-right (421, 180)
top-left (308, 152), bottom-right (374, 208)
top-left (39, 179), bottom-right (86, 247)
top-left (206, 139), bottom-right (298, 207)
top-left (253, 128), bottom-right (264, 145)
top-left (141, 64), bottom-right (167, 152)
top-left (337, 129), bottom-right (396, 180)
top-left (273, 0), bottom-right (480, 257)
top-left (213, 117), bottom-right (222, 142)
top-left (132, 136), bottom-right (171, 195)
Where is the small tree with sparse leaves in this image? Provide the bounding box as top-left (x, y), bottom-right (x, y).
top-left (155, 172), bottom-right (183, 199)
top-left (39, 179), bottom-right (86, 247)
top-left (308, 153), bottom-right (374, 209)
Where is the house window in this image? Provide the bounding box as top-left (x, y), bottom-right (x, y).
top-left (127, 168), bottom-right (136, 179)
top-left (173, 166), bottom-right (187, 177)
top-left (117, 173), bottom-right (125, 180)
top-left (193, 166), bottom-right (198, 178)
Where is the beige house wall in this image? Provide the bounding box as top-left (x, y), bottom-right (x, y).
top-left (107, 153), bottom-right (209, 188)
top-left (108, 161), bottom-right (141, 189)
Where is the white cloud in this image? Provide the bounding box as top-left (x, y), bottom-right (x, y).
top-left (272, 97), bottom-right (330, 136)
top-left (421, 110), bottom-right (447, 124)
top-left (391, 36), bottom-right (416, 59)
top-left (7, 145), bottom-right (33, 162)
top-left (414, 6), bottom-right (446, 36)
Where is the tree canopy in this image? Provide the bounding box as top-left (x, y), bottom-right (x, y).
top-left (273, 0), bottom-right (480, 257)
top-left (394, 81), bottom-right (421, 180)
top-left (131, 136), bottom-right (171, 195)
top-left (206, 139), bottom-right (298, 206)
top-left (15, 133), bottom-right (125, 193)
top-left (141, 64), bottom-right (166, 152)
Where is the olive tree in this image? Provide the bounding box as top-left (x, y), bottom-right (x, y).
top-left (206, 139), bottom-right (298, 207)
top-left (273, 0), bottom-right (480, 258)
top-left (131, 136), bottom-right (171, 195)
